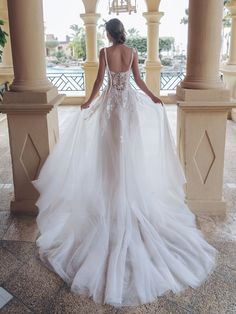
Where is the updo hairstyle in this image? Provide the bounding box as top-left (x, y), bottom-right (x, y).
top-left (105, 18), bottom-right (126, 44)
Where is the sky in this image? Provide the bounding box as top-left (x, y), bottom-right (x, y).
top-left (42, 0), bottom-right (189, 51)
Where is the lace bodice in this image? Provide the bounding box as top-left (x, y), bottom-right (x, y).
top-left (105, 47), bottom-right (135, 93)
top-left (109, 70), bottom-right (131, 91)
top-left (83, 47), bottom-right (136, 134)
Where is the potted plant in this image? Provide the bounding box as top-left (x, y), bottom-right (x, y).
top-left (0, 19), bottom-right (8, 63)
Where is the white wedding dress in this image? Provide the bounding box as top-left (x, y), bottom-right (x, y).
top-left (32, 47), bottom-right (217, 307)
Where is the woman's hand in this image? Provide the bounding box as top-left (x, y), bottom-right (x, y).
top-left (151, 95), bottom-right (163, 106)
top-left (81, 101), bottom-right (91, 110)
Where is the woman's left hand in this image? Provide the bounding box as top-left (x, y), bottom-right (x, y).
top-left (151, 95), bottom-right (164, 106)
top-left (81, 101), bottom-right (91, 110)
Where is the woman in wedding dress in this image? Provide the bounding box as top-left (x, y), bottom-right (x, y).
top-left (31, 18), bottom-right (218, 307)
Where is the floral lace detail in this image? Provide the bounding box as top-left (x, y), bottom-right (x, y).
top-left (111, 72), bottom-right (128, 91)
top-left (83, 48), bottom-right (135, 137)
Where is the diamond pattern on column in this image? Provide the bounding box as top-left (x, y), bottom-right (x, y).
top-left (20, 134), bottom-right (41, 181)
top-left (194, 130), bottom-right (215, 184)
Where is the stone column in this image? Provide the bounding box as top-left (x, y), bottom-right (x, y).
top-left (0, 0), bottom-right (13, 84)
top-left (0, 0), bottom-right (65, 215)
top-left (181, 0), bottom-right (224, 90)
top-left (220, 0), bottom-right (236, 121)
top-left (80, 13), bottom-right (100, 99)
top-left (176, 0), bottom-right (236, 216)
top-left (143, 11), bottom-right (163, 96)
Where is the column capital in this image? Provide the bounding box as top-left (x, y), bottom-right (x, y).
top-left (142, 11), bottom-right (164, 23)
top-left (80, 13), bottom-right (101, 25)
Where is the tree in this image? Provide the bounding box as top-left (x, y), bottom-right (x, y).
top-left (69, 25), bottom-right (86, 60)
top-left (180, 9), bottom-right (189, 25)
top-left (69, 24), bottom-right (105, 60)
top-left (46, 40), bottom-right (59, 50)
top-left (52, 49), bottom-right (67, 64)
top-left (159, 37), bottom-right (175, 53)
top-left (127, 28), bottom-right (140, 38)
top-left (0, 19), bottom-right (8, 63)
top-left (125, 28), bottom-right (147, 56)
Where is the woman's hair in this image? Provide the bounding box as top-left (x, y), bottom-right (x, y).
top-left (105, 18), bottom-right (126, 44)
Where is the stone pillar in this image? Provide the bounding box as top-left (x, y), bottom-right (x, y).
top-left (0, 0), bottom-right (14, 84)
top-left (143, 11), bottom-right (163, 96)
top-left (176, 0), bottom-right (236, 216)
top-left (0, 0), bottom-right (65, 215)
top-left (220, 0), bottom-right (236, 121)
top-left (80, 13), bottom-right (100, 99)
top-left (181, 0), bottom-right (224, 90)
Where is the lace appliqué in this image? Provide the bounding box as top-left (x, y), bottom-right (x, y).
top-left (111, 72), bottom-right (127, 91)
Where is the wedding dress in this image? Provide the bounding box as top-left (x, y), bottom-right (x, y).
top-left (31, 47), bottom-right (217, 307)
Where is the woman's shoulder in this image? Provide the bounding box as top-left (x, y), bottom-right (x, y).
top-left (123, 45), bottom-right (138, 54)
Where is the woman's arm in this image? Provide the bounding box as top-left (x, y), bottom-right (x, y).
top-left (132, 49), bottom-right (163, 105)
top-left (81, 48), bottom-right (106, 109)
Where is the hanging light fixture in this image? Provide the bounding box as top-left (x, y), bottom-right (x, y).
top-left (109, 0), bottom-right (137, 15)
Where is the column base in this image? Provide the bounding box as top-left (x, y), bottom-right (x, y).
top-left (176, 86), bottom-right (236, 216)
top-left (180, 78), bottom-right (224, 90)
top-left (186, 199), bottom-right (226, 216)
top-left (10, 199), bottom-right (38, 216)
top-left (0, 87), bottom-right (65, 215)
top-left (9, 78), bottom-right (54, 92)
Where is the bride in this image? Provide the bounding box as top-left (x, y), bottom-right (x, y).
top-left (32, 18), bottom-right (218, 307)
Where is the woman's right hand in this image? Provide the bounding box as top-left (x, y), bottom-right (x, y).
top-left (151, 95), bottom-right (164, 106)
top-left (81, 101), bottom-right (91, 110)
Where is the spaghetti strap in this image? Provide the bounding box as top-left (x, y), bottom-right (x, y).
top-left (104, 47), bottom-right (134, 72)
top-left (104, 48), bottom-right (110, 73)
top-left (129, 48), bottom-right (135, 70)
top-left (104, 48), bottom-right (112, 93)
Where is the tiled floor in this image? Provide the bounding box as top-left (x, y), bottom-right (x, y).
top-left (0, 105), bottom-right (236, 313)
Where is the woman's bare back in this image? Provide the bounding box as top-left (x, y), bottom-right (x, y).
top-left (105, 45), bottom-right (134, 73)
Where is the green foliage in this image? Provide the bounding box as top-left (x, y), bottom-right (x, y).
top-left (0, 19), bottom-right (8, 63)
top-left (127, 28), bottom-right (140, 38)
top-left (69, 26), bottom-right (86, 60)
top-left (69, 24), bottom-right (105, 60)
top-left (125, 28), bottom-right (147, 56)
top-left (180, 9), bottom-right (189, 25)
top-left (161, 57), bottom-right (173, 66)
top-left (223, 1), bottom-right (231, 28)
top-left (159, 37), bottom-right (174, 52)
top-left (46, 40), bottom-right (59, 49)
top-left (126, 37), bottom-right (147, 55)
top-left (51, 49), bottom-right (67, 64)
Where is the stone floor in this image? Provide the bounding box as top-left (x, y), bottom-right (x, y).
top-left (0, 105), bottom-right (236, 314)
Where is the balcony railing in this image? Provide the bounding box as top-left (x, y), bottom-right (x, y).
top-left (160, 72), bottom-right (185, 90)
top-left (47, 71), bottom-right (185, 94)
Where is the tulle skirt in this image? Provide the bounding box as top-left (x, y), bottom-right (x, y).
top-left (31, 87), bottom-right (218, 307)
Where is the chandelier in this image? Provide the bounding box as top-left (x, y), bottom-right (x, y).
top-left (109, 0), bottom-right (137, 15)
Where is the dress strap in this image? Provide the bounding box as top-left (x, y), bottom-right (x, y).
top-left (104, 48), bottom-right (112, 93)
top-left (104, 48), bottom-right (110, 73)
top-left (129, 48), bottom-right (136, 70)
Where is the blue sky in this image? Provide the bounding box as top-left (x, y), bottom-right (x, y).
top-left (43, 0), bottom-right (189, 50)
